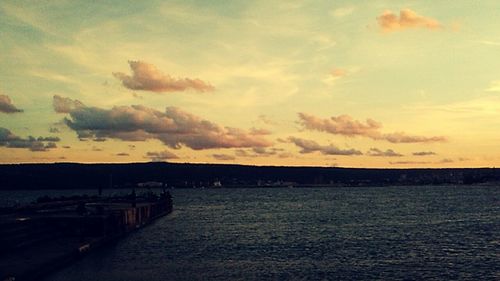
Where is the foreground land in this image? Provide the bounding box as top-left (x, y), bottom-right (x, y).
top-left (1, 162), bottom-right (500, 190)
top-left (0, 194), bottom-right (172, 281)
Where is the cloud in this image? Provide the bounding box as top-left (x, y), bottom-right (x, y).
top-left (288, 137), bottom-right (362, 156)
top-left (235, 147), bottom-right (283, 157)
top-left (257, 114), bottom-right (278, 126)
top-left (53, 96), bottom-right (272, 150)
top-left (323, 68), bottom-right (352, 86)
top-left (389, 161), bottom-right (430, 165)
top-left (252, 147), bottom-right (279, 155)
top-left (331, 68), bottom-right (347, 78)
top-left (376, 132), bottom-right (447, 143)
top-left (0, 127), bottom-right (58, 151)
top-left (53, 95), bottom-right (85, 113)
top-left (37, 136), bottom-right (61, 142)
top-left (298, 112), bottom-right (381, 137)
top-left (413, 151), bottom-right (436, 156)
top-left (113, 60), bottom-right (214, 93)
top-left (298, 112), bottom-right (446, 143)
top-left (146, 150), bottom-right (179, 161)
top-left (0, 94), bottom-right (23, 113)
top-left (377, 9), bottom-right (441, 32)
top-left (212, 154), bottom-right (236, 161)
top-left (249, 128), bottom-right (272, 135)
top-left (236, 147), bottom-right (292, 158)
top-left (278, 152), bottom-right (294, 158)
top-left (367, 148), bottom-right (403, 157)
top-left (393, 157), bottom-right (464, 165)
top-left (235, 149), bottom-right (253, 157)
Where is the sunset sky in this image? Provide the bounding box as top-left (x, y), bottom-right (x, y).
top-left (1, 1), bottom-right (500, 167)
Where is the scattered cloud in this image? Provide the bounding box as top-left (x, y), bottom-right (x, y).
top-left (37, 136), bottom-right (61, 142)
top-left (0, 94), bottom-right (23, 113)
top-left (377, 9), bottom-right (441, 32)
top-left (252, 147), bottom-right (280, 155)
top-left (298, 112), bottom-right (446, 143)
top-left (113, 61), bottom-right (214, 93)
top-left (132, 92), bottom-right (144, 99)
top-left (53, 95), bottom-right (84, 113)
top-left (413, 151), bottom-right (436, 156)
top-left (323, 68), bottom-right (350, 86)
top-left (235, 147), bottom-right (284, 157)
top-left (53, 96), bottom-right (272, 150)
top-left (367, 148), bottom-right (403, 157)
top-left (0, 127), bottom-right (58, 151)
top-left (394, 158), bottom-right (464, 164)
top-left (278, 152), bottom-right (294, 158)
top-left (235, 149), bottom-right (251, 157)
top-left (249, 128), bottom-right (272, 135)
top-left (146, 150), bottom-right (179, 161)
top-left (257, 114), bottom-right (282, 126)
top-left (44, 142), bottom-right (57, 149)
top-left (288, 137), bottom-right (362, 156)
top-left (298, 112), bottom-right (381, 136)
top-left (212, 154), bottom-right (236, 161)
top-left (331, 68), bottom-right (347, 78)
top-left (378, 132), bottom-right (446, 143)
top-left (390, 161), bottom-right (430, 165)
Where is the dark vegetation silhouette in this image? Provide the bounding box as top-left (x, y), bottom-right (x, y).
top-left (1, 162), bottom-right (499, 190)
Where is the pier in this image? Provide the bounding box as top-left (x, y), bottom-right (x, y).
top-left (0, 193), bottom-right (173, 281)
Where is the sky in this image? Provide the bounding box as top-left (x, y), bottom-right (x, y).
top-left (1, 1), bottom-right (500, 168)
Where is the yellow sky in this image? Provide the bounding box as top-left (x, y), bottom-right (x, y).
top-left (1, 1), bottom-right (500, 168)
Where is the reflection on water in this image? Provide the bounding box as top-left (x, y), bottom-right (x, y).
top-left (4, 186), bottom-right (498, 280)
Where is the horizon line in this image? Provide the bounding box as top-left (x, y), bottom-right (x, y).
top-left (0, 161), bottom-right (497, 170)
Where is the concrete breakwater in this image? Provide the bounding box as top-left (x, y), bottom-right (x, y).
top-left (0, 192), bottom-right (173, 281)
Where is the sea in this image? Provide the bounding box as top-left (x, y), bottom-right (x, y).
top-left (1, 185), bottom-right (499, 280)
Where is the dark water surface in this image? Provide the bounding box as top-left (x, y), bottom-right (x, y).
top-left (5, 186), bottom-right (499, 280)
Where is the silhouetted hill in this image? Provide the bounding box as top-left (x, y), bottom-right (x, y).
top-left (0, 162), bottom-right (499, 190)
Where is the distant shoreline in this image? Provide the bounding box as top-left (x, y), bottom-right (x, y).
top-left (1, 162), bottom-right (499, 190)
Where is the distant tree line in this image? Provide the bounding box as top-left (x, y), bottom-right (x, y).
top-left (0, 162), bottom-right (499, 190)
